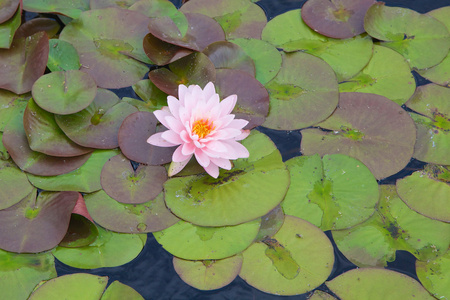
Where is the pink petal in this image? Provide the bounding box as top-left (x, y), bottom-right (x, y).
top-left (225, 140), bottom-right (250, 159)
top-left (219, 95), bottom-right (237, 116)
top-left (204, 162), bottom-right (219, 178)
top-left (165, 116), bottom-right (184, 133)
top-left (211, 128), bottom-right (242, 140)
top-left (195, 148), bottom-right (211, 167)
top-left (227, 119), bottom-right (248, 130)
top-left (203, 82), bottom-right (216, 100)
top-left (178, 84), bottom-right (188, 104)
top-left (180, 130), bottom-right (191, 143)
top-left (181, 142), bottom-right (195, 155)
top-left (168, 158), bottom-right (190, 177)
top-left (161, 130), bottom-right (183, 145)
top-left (153, 109), bottom-right (173, 129)
top-left (173, 145), bottom-right (192, 162)
top-left (214, 114), bottom-right (235, 129)
top-left (178, 106), bottom-right (190, 126)
top-left (235, 129), bottom-right (250, 141)
top-left (184, 92), bottom-right (196, 113)
top-left (210, 157), bottom-right (232, 170)
top-left (147, 132), bottom-right (177, 147)
top-left (167, 96), bottom-right (181, 117)
top-left (205, 140), bottom-right (227, 152)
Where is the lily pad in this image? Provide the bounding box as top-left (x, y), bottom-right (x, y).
top-left (396, 165), bottom-right (450, 222)
top-left (0, 166), bottom-right (34, 210)
top-left (0, 4), bottom-right (21, 49)
top-left (301, 0), bottom-right (376, 39)
top-left (0, 31), bottom-right (49, 94)
top-left (163, 131), bottom-right (289, 226)
top-left (416, 250), bottom-right (450, 299)
top-left (239, 215), bottom-right (334, 296)
top-left (27, 149), bottom-right (120, 193)
top-left (254, 205), bottom-right (285, 242)
top-left (53, 225), bottom-right (146, 269)
top-left (173, 255), bottom-right (243, 290)
top-left (55, 89), bottom-right (138, 149)
top-left (58, 213), bottom-right (99, 248)
top-left (405, 84), bottom-right (450, 165)
top-left (0, 89), bottom-right (29, 131)
top-left (282, 154), bottom-right (379, 231)
top-left (15, 18), bottom-right (60, 40)
top-left (261, 9), bottom-right (373, 81)
top-left (262, 51), bottom-right (339, 130)
top-left (101, 281), bottom-right (144, 300)
top-left (301, 92), bottom-right (417, 179)
top-left (132, 79), bottom-right (168, 107)
top-left (364, 3), bottom-right (450, 70)
top-left (47, 39), bottom-right (81, 72)
top-left (0, 132), bottom-right (8, 160)
top-left (0, 0), bottom-right (19, 23)
top-left (90, 0), bottom-right (136, 9)
top-left (59, 7), bottom-right (151, 89)
top-left (326, 268), bottom-right (434, 300)
top-left (332, 185), bottom-right (450, 267)
top-left (0, 249), bottom-right (56, 300)
top-left (309, 290), bottom-right (337, 300)
top-left (143, 33), bottom-right (193, 66)
top-left (22, 0), bottom-right (89, 19)
top-left (84, 190), bottom-right (179, 233)
top-left (339, 45), bottom-right (416, 105)
top-left (203, 41), bottom-right (255, 76)
top-left (0, 190), bottom-right (78, 253)
top-left (153, 218), bottom-right (261, 260)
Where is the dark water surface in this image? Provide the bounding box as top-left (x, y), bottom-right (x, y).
top-left (56, 0), bottom-right (450, 299)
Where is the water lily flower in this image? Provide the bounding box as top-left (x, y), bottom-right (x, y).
top-left (147, 82), bottom-right (250, 178)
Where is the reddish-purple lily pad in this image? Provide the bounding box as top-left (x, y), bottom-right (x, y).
top-left (118, 111), bottom-right (174, 165)
top-left (55, 89), bottom-right (138, 149)
top-left (203, 41), bottom-right (255, 76)
top-left (0, 190), bottom-right (78, 253)
top-left (100, 154), bottom-right (167, 204)
top-left (301, 0), bottom-right (376, 39)
top-left (0, 0), bottom-right (19, 23)
top-left (59, 213), bottom-right (99, 248)
top-left (301, 92), bottom-right (417, 179)
top-left (143, 33), bottom-right (193, 66)
top-left (0, 31), bottom-right (49, 94)
top-left (0, 4), bottom-right (21, 49)
top-left (15, 18), bottom-right (60, 39)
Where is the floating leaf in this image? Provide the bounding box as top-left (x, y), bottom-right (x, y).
top-left (47, 40), bottom-right (81, 72)
top-left (90, 0), bottom-right (136, 9)
top-left (301, 92), bottom-right (416, 179)
top-left (262, 51), bottom-right (339, 130)
top-left (239, 215), bottom-right (334, 296)
top-left (58, 213), bottom-right (99, 248)
top-left (0, 166), bottom-right (34, 210)
top-left (254, 205), bottom-right (285, 242)
top-left (101, 281), bottom-right (144, 300)
top-left (0, 0), bottom-right (19, 23)
top-left (203, 41), bottom-right (255, 76)
top-left (15, 18), bottom-right (60, 40)
top-left (22, 0), bottom-right (90, 19)
top-left (143, 33), bottom-right (193, 66)
top-left (416, 250), bottom-right (450, 299)
top-left (0, 5), bottom-right (21, 49)
top-left (0, 89), bottom-right (28, 131)
top-left (309, 290), bottom-right (337, 300)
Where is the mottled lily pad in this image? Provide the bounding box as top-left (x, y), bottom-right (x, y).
top-left (22, 0), bottom-right (89, 19)
top-left (47, 39), bottom-right (81, 72)
top-left (53, 225), bottom-right (146, 269)
top-left (173, 255), bottom-right (243, 290)
top-left (203, 41), bottom-right (255, 76)
top-left (396, 165), bottom-right (450, 222)
top-left (163, 131), bottom-right (289, 226)
top-left (0, 190), bottom-right (78, 253)
top-left (0, 0), bottom-right (19, 23)
top-left (153, 218), bottom-right (260, 260)
top-left (55, 89), bottom-right (138, 149)
top-left (364, 3), bottom-right (450, 70)
top-left (101, 281), bottom-right (144, 300)
top-left (339, 45), bottom-right (416, 105)
top-left (416, 250), bottom-right (450, 299)
top-left (143, 33), bottom-right (193, 66)
top-left (301, 92), bottom-right (416, 179)
top-left (0, 31), bottom-right (49, 94)
top-left (333, 185), bottom-right (450, 267)
top-left (262, 51), bottom-right (339, 130)
top-left (301, 0), bottom-right (376, 39)
top-left (0, 166), bottom-right (34, 210)
top-left (326, 268), bottom-right (434, 300)
top-left (282, 154), bottom-right (379, 231)
top-left (0, 249), bottom-right (56, 300)
top-left (405, 84), bottom-right (450, 165)
top-left (261, 10), bottom-right (373, 81)
top-left (254, 205), bottom-right (285, 242)
top-left (0, 4), bottom-right (21, 49)
top-left (239, 215), bottom-right (334, 296)
top-left (59, 7), bottom-right (151, 88)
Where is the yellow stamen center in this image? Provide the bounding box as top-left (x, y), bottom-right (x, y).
top-left (192, 119), bottom-right (214, 139)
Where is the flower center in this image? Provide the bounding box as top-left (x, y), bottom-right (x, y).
top-left (192, 119), bottom-right (214, 139)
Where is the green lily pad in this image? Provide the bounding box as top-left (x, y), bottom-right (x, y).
top-left (101, 281), bottom-right (144, 300)
top-left (239, 215), bottom-right (334, 296)
top-left (47, 39), bottom-right (81, 72)
top-left (53, 225), bottom-right (146, 269)
top-left (0, 31), bottom-right (49, 94)
top-left (0, 89), bottom-right (28, 131)
top-left (22, 0), bottom-right (89, 19)
top-left (262, 51), bottom-right (339, 130)
top-left (301, 0), bottom-right (376, 39)
top-left (0, 190), bottom-right (78, 253)
top-left (132, 79), bottom-right (168, 108)
top-left (173, 255), bottom-right (243, 290)
top-left (27, 149), bottom-right (120, 193)
top-left (339, 45), bottom-right (416, 105)
top-left (0, 0), bottom-right (19, 23)
top-left (416, 250), bottom-right (450, 299)
top-left (282, 154), bottom-right (379, 231)
top-left (58, 213), bottom-right (99, 248)
top-left (55, 89), bottom-right (138, 149)
top-left (301, 92), bottom-right (417, 179)
top-left (309, 290), bottom-right (337, 300)
top-left (364, 3), bottom-right (450, 70)
top-left (405, 84), bottom-right (450, 165)
top-left (180, 0), bottom-right (266, 39)
top-left (326, 268), bottom-right (434, 300)
top-left (203, 41), bottom-right (255, 76)
top-left (332, 185), bottom-right (450, 267)
top-left (28, 273), bottom-right (108, 300)
top-left (0, 132), bottom-right (8, 160)
top-left (23, 99), bottom-right (93, 157)
top-left (0, 166), bottom-right (34, 210)
top-left (59, 7), bottom-right (151, 89)
top-left (0, 249), bottom-right (56, 300)
top-left (254, 205), bottom-right (285, 242)
top-left (153, 218), bottom-right (260, 260)
top-left (396, 165), bottom-right (450, 222)
top-left (84, 190), bottom-right (179, 233)
top-left (164, 131), bottom-right (289, 226)
top-left (261, 9), bottom-right (373, 81)
top-left (90, 0), bottom-right (136, 9)
top-left (0, 5), bottom-right (21, 49)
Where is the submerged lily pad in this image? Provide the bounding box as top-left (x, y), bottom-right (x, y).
top-left (153, 218), bottom-right (260, 260)
top-left (254, 205), bottom-right (285, 242)
top-left (164, 131), bottom-right (289, 226)
top-left (0, 190), bottom-right (78, 253)
top-left (47, 39), bottom-right (81, 72)
top-left (333, 185), bottom-right (450, 267)
top-left (0, 166), bottom-right (34, 210)
top-left (263, 51), bottom-right (339, 130)
top-left (301, 92), bottom-right (416, 179)
top-left (416, 250), bottom-right (450, 299)
top-left (173, 255), bottom-right (243, 291)
top-left (203, 41), bottom-right (255, 76)
top-left (239, 215), bottom-right (334, 296)
top-left (326, 268), bottom-right (434, 300)
top-left (396, 165), bottom-right (450, 222)
top-left (339, 45), bottom-right (416, 105)
top-left (364, 3), bottom-right (450, 70)
top-left (282, 154), bottom-right (379, 231)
